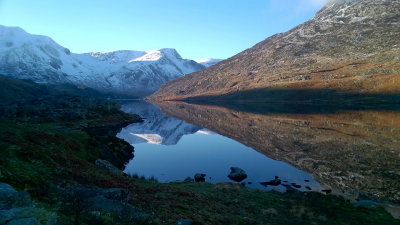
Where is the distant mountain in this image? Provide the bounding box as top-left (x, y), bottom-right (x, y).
top-left (116, 101), bottom-right (200, 145)
top-left (195, 58), bottom-right (223, 67)
top-left (150, 0), bottom-right (400, 101)
top-left (0, 25), bottom-right (206, 97)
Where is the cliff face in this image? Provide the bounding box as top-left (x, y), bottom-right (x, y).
top-left (153, 101), bottom-right (400, 203)
top-left (150, 0), bottom-right (400, 100)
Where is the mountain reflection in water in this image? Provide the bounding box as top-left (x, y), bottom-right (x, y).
top-left (152, 101), bottom-right (400, 205)
top-left (118, 100), bottom-right (400, 208)
top-left (118, 101), bottom-right (322, 192)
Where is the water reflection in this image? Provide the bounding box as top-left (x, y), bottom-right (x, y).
top-left (117, 101), bottom-right (200, 145)
top-left (152, 101), bottom-right (400, 204)
top-left (118, 101), bottom-right (322, 192)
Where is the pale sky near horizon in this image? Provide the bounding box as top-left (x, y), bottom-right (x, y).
top-left (0, 0), bottom-right (328, 60)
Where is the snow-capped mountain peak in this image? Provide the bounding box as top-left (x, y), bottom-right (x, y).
top-left (0, 25), bottom-right (56, 48)
top-left (89, 50), bottom-right (147, 64)
top-left (131, 48), bottom-right (181, 62)
top-left (0, 25), bottom-right (207, 97)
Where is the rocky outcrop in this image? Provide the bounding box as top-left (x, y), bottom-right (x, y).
top-left (58, 186), bottom-right (150, 224)
top-left (0, 183), bottom-right (55, 225)
top-left (151, 0), bottom-right (400, 101)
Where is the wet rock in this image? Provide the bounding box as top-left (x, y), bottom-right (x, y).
top-left (291, 183), bottom-right (302, 188)
top-left (176, 218), bottom-right (192, 225)
top-left (95, 159), bottom-right (124, 175)
top-left (260, 178), bottom-right (281, 186)
top-left (194, 173), bottom-right (206, 182)
top-left (304, 180), bottom-right (310, 182)
top-left (227, 167), bottom-right (247, 182)
top-left (305, 186), bottom-right (312, 191)
top-left (247, 182), bottom-right (253, 185)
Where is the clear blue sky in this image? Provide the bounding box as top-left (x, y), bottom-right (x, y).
top-left (0, 0), bottom-right (327, 59)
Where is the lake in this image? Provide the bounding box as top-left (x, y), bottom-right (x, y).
top-left (117, 100), bottom-right (400, 212)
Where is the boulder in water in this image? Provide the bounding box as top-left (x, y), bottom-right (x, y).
top-left (227, 167), bottom-right (247, 182)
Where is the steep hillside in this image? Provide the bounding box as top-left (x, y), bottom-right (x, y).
top-left (150, 0), bottom-right (400, 101)
top-left (0, 25), bottom-right (205, 97)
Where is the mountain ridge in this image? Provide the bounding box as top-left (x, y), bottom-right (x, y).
top-left (0, 25), bottom-right (206, 97)
top-left (150, 0), bottom-right (400, 101)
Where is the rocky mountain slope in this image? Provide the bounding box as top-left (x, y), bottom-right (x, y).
top-left (0, 25), bottom-right (205, 97)
top-left (150, 0), bottom-right (400, 101)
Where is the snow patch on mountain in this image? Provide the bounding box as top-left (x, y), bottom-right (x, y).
top-left (195, 58), bottom-right (223, 67)
top-left (0, 25), bottom-right (206, 96)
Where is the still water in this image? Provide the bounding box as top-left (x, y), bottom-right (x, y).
top-left (117, 101), bottom-right (321, 191)
top-left (117, 100), bottom-right (400, 206)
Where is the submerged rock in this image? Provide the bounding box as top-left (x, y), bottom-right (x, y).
top-left (260, 178), bottom-right (281, 186)
top-left (291, 183), bottom-right (302, 189)
top-left (227, 167), bottom-right (248, 182)
top-left (194, 173), bottom-right (206, 182)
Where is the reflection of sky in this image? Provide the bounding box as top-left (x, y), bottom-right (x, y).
top-left (124, 129), bottom-right (322, 192)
